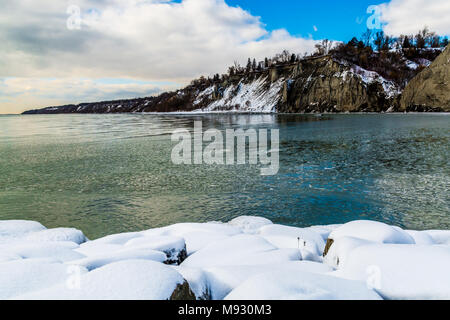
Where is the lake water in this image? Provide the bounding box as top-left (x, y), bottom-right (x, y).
top-left (0, 113), bottom-right (448, 239)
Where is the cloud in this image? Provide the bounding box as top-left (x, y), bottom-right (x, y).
top-left (0, 0), bottom-right (317, 80)
top-left (379, 0), bottom-right (450, 36)
top-left (0, 0), bottom-right (318, 113)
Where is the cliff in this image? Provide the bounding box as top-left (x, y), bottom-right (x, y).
top-left (24, 52), bottom-right (445, 115)
top-left (400, 45), bottom-right (450, 112)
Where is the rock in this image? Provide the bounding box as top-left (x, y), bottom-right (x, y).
top-left (170, 280), bottom-right (196, 300)
top-left (401, 46), bottom-right (450, 111)
top-left (322, 238), bottom-right (334, 257)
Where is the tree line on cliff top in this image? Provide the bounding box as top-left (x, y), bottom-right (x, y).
top-left (193, 28), bottom-right (448, 88)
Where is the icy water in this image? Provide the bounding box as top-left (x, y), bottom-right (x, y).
top-left (0, 113), bottom-right (449, 239)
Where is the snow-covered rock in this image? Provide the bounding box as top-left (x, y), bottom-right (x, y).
top-left (328, 220), bottom-right (415, 245)
top-left (67, 247), bottom-right (167, 270)
top-left (258, 224), bottom-right (325, 260)
top-left (224, 270), bottom-right (382, 300)
top-left (124, 235), bottom-right (187, 264)
top-left (323, 236), bottom-right (374, 268)
top-left (1, 241), bottom-right (85, 262)
top-left (228, 216), bottom-right (273, 234)
top-left (16, 260), bottom-right (192, 300)
top-left (0, 220), bottom-right (46, 242)
top-left (181, 234), bottom-right (300, 268)
top-left (425, 230), bottom-right (450, 245)
top-left (203, 261), bottom-right (334, 300)
top-left (0, 260), bottom-right (88, 299)
top-left (332, 244), bottom-right (450, 300)
top-left (24, 228), bottom-right (87, 245)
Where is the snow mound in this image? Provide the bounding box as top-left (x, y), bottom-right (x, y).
top-left (181, 234), bottom-right (299, 268)
top-left (333, 244), bottom-right (450, 300)
top-left (67, 247), bottom-right (166, 270)
top-left (24, 228), bottom-right (87, 245)
top-left (258, 224), bottom-right (325, 260)
top-left (203, 261), bottom-right (334, 300)
top-left (329, 220), bottom-right (415, 245)
top-left (228, 216), bottom-right (273, 234)
top-left (425, 230), bottom-right (450, 245)
top-left (87, 232), bottom-right (143, 245)
top-left (124, 235), bottom-right (186, 264)
top-left (323, 236), bottom-right (374, 268)
top-left (224, 270), bottom-right (381, 300)
top-left (0, 220), bottom-right (46, 242)
top-left (16, 260), bottom-right (185, 300)
top-left (0, 260), bottom-right (88, 299)
top-left (1, 241), bottom-right (85, 262)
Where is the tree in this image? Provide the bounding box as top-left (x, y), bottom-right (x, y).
top-left (246, 58), bottom-right (252, 73)
top-left (252, 58), bottom-right (257, 71)
top-left (361, 29), bottom-right (373, 47)
top-left (441, 37), bottom-right (449, 47)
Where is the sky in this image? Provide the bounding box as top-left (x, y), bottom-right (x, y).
top-left (0, 0), bottom-right (449, 114)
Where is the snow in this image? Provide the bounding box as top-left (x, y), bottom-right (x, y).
top-left (16, 260), bottom-right (185, 300)
top-left (328, 220), bottom-right (415, 245)
top-left (0, 260), bottom-right (88, 299)
top-left (332, 244), bottom-right (450, 300)
top-left (1, 242), bottom-right (85, 262)
top-left (0, 220), bottom-right (46, 242)
top-left (203, 262), bottom-right (334, 300)
top-left (424, 230), bottom-right (450, 245)
top-left (181, 234), bottom-right (300, 268)
top-left (258, 224), bottom-right (325, 260)
top-left (67, 247), bottom-right (167, 270)
top-left (197, 76), bottom-right (283, 113)
top-left (24, 228), bottom-right (87, 245)
top-left (0, 217), bottom-right (449, 300)
top-left (228, 216), bottom-right (273, 234)
top-left (224, 270), bottom-right (381, 300)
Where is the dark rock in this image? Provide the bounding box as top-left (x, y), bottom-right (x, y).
top-left (170, 281), bottom-right (196, 301)
top-left (323, 238), bottom-right (334, 257)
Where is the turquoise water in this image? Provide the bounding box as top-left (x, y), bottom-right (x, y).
top-left (0, 113), bottom-right (448, 239)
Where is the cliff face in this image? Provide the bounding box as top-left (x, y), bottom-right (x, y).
top-left (400, 46), bottom-right (450, 112)
top-left (177, 56), bottom-right (400, 113)
top-left (23, 56), bottom-right (404, 115)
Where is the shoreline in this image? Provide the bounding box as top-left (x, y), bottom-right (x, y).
top-left (1, 217), bottom-right (449, 300)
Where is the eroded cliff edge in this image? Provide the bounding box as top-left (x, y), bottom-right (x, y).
top-left (400, 46), bottom-right (450, 112)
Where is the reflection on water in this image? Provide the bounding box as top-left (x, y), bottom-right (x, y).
top-left (0, 113), bottom-right (448, 238)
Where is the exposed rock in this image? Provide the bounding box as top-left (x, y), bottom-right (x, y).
top-left (170, 280), bottom-right (196, 300)
top-left (401, 46), bottom-right (450, 111)
top-left (323, 238), bottom-right (334, 257)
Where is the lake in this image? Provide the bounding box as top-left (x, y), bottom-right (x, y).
top-left (0, 113), bottom-right (448, 239)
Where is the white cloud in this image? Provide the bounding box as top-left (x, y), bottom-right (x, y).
top-left (0, 0), bottom-right (317, 80)
top-left (380, 0), bottom-right (450, 36)
top-left (0, 0), bottom-right (318, 113)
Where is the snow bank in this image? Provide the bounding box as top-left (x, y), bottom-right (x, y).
top-left (181, 234), bottom-right (300, 268)
top-left (24, 228), bottom-right (87, 245)
top-left (0, 217), bottom-right (449, 300)
top-left (0, 220), bottom-right (46, 242)
top-left (67, 247), bottom-right (166, 271)
top-left (228, 216), bottom-right (273, 234)
top-left (225, 270), bottom-right (381, 300)
top-left (0, 260), bottom-right (88, 299)
top-left (258, 224), bottom-right (325, 260)
top-left (16, 260), bottom-right (185, 300)
top-left (332, 244), bottom-right (450, 300)
top-left (204, 262), bottom-right (334, 300)
top-left (328, 220), bottom-right (415, 245)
